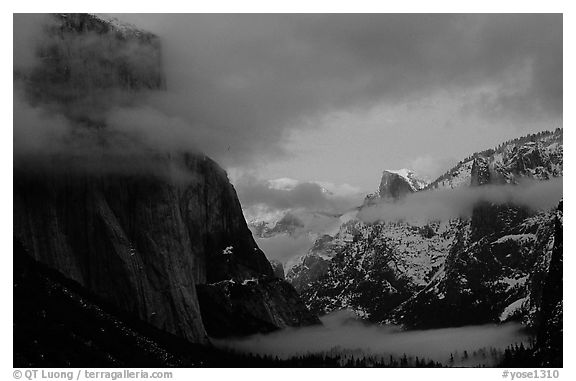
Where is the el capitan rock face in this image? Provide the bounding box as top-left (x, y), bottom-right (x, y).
top-left (14, 155), bottom-right (277, 343)
top-left (19, 13), bottom-right (164, 117)
top-left (197, 278), bottom-right (320, 338)
top-left (14, 13), bottom-right (318, 346)
top-left (13, 240), bottom-right (302, 367)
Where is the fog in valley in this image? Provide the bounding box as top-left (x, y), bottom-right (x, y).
top-left (216, 310), bottom-right (532, 367)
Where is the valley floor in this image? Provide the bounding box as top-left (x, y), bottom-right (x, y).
top-left (14, 249), bottom-right (546, 368)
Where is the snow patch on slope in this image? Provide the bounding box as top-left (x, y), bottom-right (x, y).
top-left (500, 297), bottom-right (529, 322)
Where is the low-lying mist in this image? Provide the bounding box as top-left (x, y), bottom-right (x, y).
top-left (215, 310), bottom-right (532, 367)
top-left (359, 177), bottom-right (562, 223)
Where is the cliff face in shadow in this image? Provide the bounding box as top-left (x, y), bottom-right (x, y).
top-left (14, 154), bottom-right (276, 343)
top-left (197, 278), bottom-right (321, 338)
top-left (13, 240), bottom-right (304, 367)
top-left (534, 201), bottom-right (562, 366)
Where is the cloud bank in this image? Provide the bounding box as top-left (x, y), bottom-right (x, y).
top-left (105, 14), bottom-right (563, 167)
top-left (13, 14), bottom-right (562, 189)
top-left (13, 14), bottom-right (172, 164)
top-left (234, 175), bottom-right (362, 215)
top-left (358, 178), bottom-right (563, 223)
top-left (233, 175), bottom-right (362, 262)
top-left (217, 309), bottom-right (531, 366)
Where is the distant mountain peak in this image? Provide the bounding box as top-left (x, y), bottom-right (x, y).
top-left (365, 168), bottom-right (429, 203)
top-left (383, 168), bottom-right (429, 192)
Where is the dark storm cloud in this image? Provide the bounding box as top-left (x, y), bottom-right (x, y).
top-left (14, 14), bottom-right (562, 168)
top-left (114, 13), bottom-right (561, 165)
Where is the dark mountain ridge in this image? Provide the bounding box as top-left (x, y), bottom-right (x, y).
top-left (426, 128), bottom-right (562, 190)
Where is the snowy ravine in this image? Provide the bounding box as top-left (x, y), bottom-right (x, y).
top-left (296, 218), bottom-right (461, 320)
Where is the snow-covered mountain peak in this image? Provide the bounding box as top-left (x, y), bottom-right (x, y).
top-left (369, 168), bottom-right (429, 202)
top-left (383, 168), bottom-right (429, 192)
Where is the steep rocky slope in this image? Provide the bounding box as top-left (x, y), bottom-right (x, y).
top-left (427, 129), bottom-right (562, 190)
top-left (197, 278), bottom-right (320, 338)
top-left (290, 130), bottom-right (562, 331)
top-left (298, 219), bottom-right (459, 320)
top-left (14, 241), bottom-right (305, 367)
top-left (14, 13), bottom-right (318, 347)
top-left (377, 170), bottom-right (417, 200)
top-left (533, 201), bottom-right (562, 366)
top-left (389, 203), bottom-right (560, 329)
top-left (14, 155), bottom-right (277, 343)
top-left (285, 223), bottom-right (352, 292)
top-left (15, 240), bottom-right (204, 367)
top-left (286, 168), bottom-right (429, 292)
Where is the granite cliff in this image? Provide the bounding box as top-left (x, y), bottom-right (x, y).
top-left (14, 13), bottom-right (318, 352)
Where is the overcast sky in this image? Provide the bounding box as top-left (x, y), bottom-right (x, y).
top-left (103, 14), bottom-right (562, 191)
